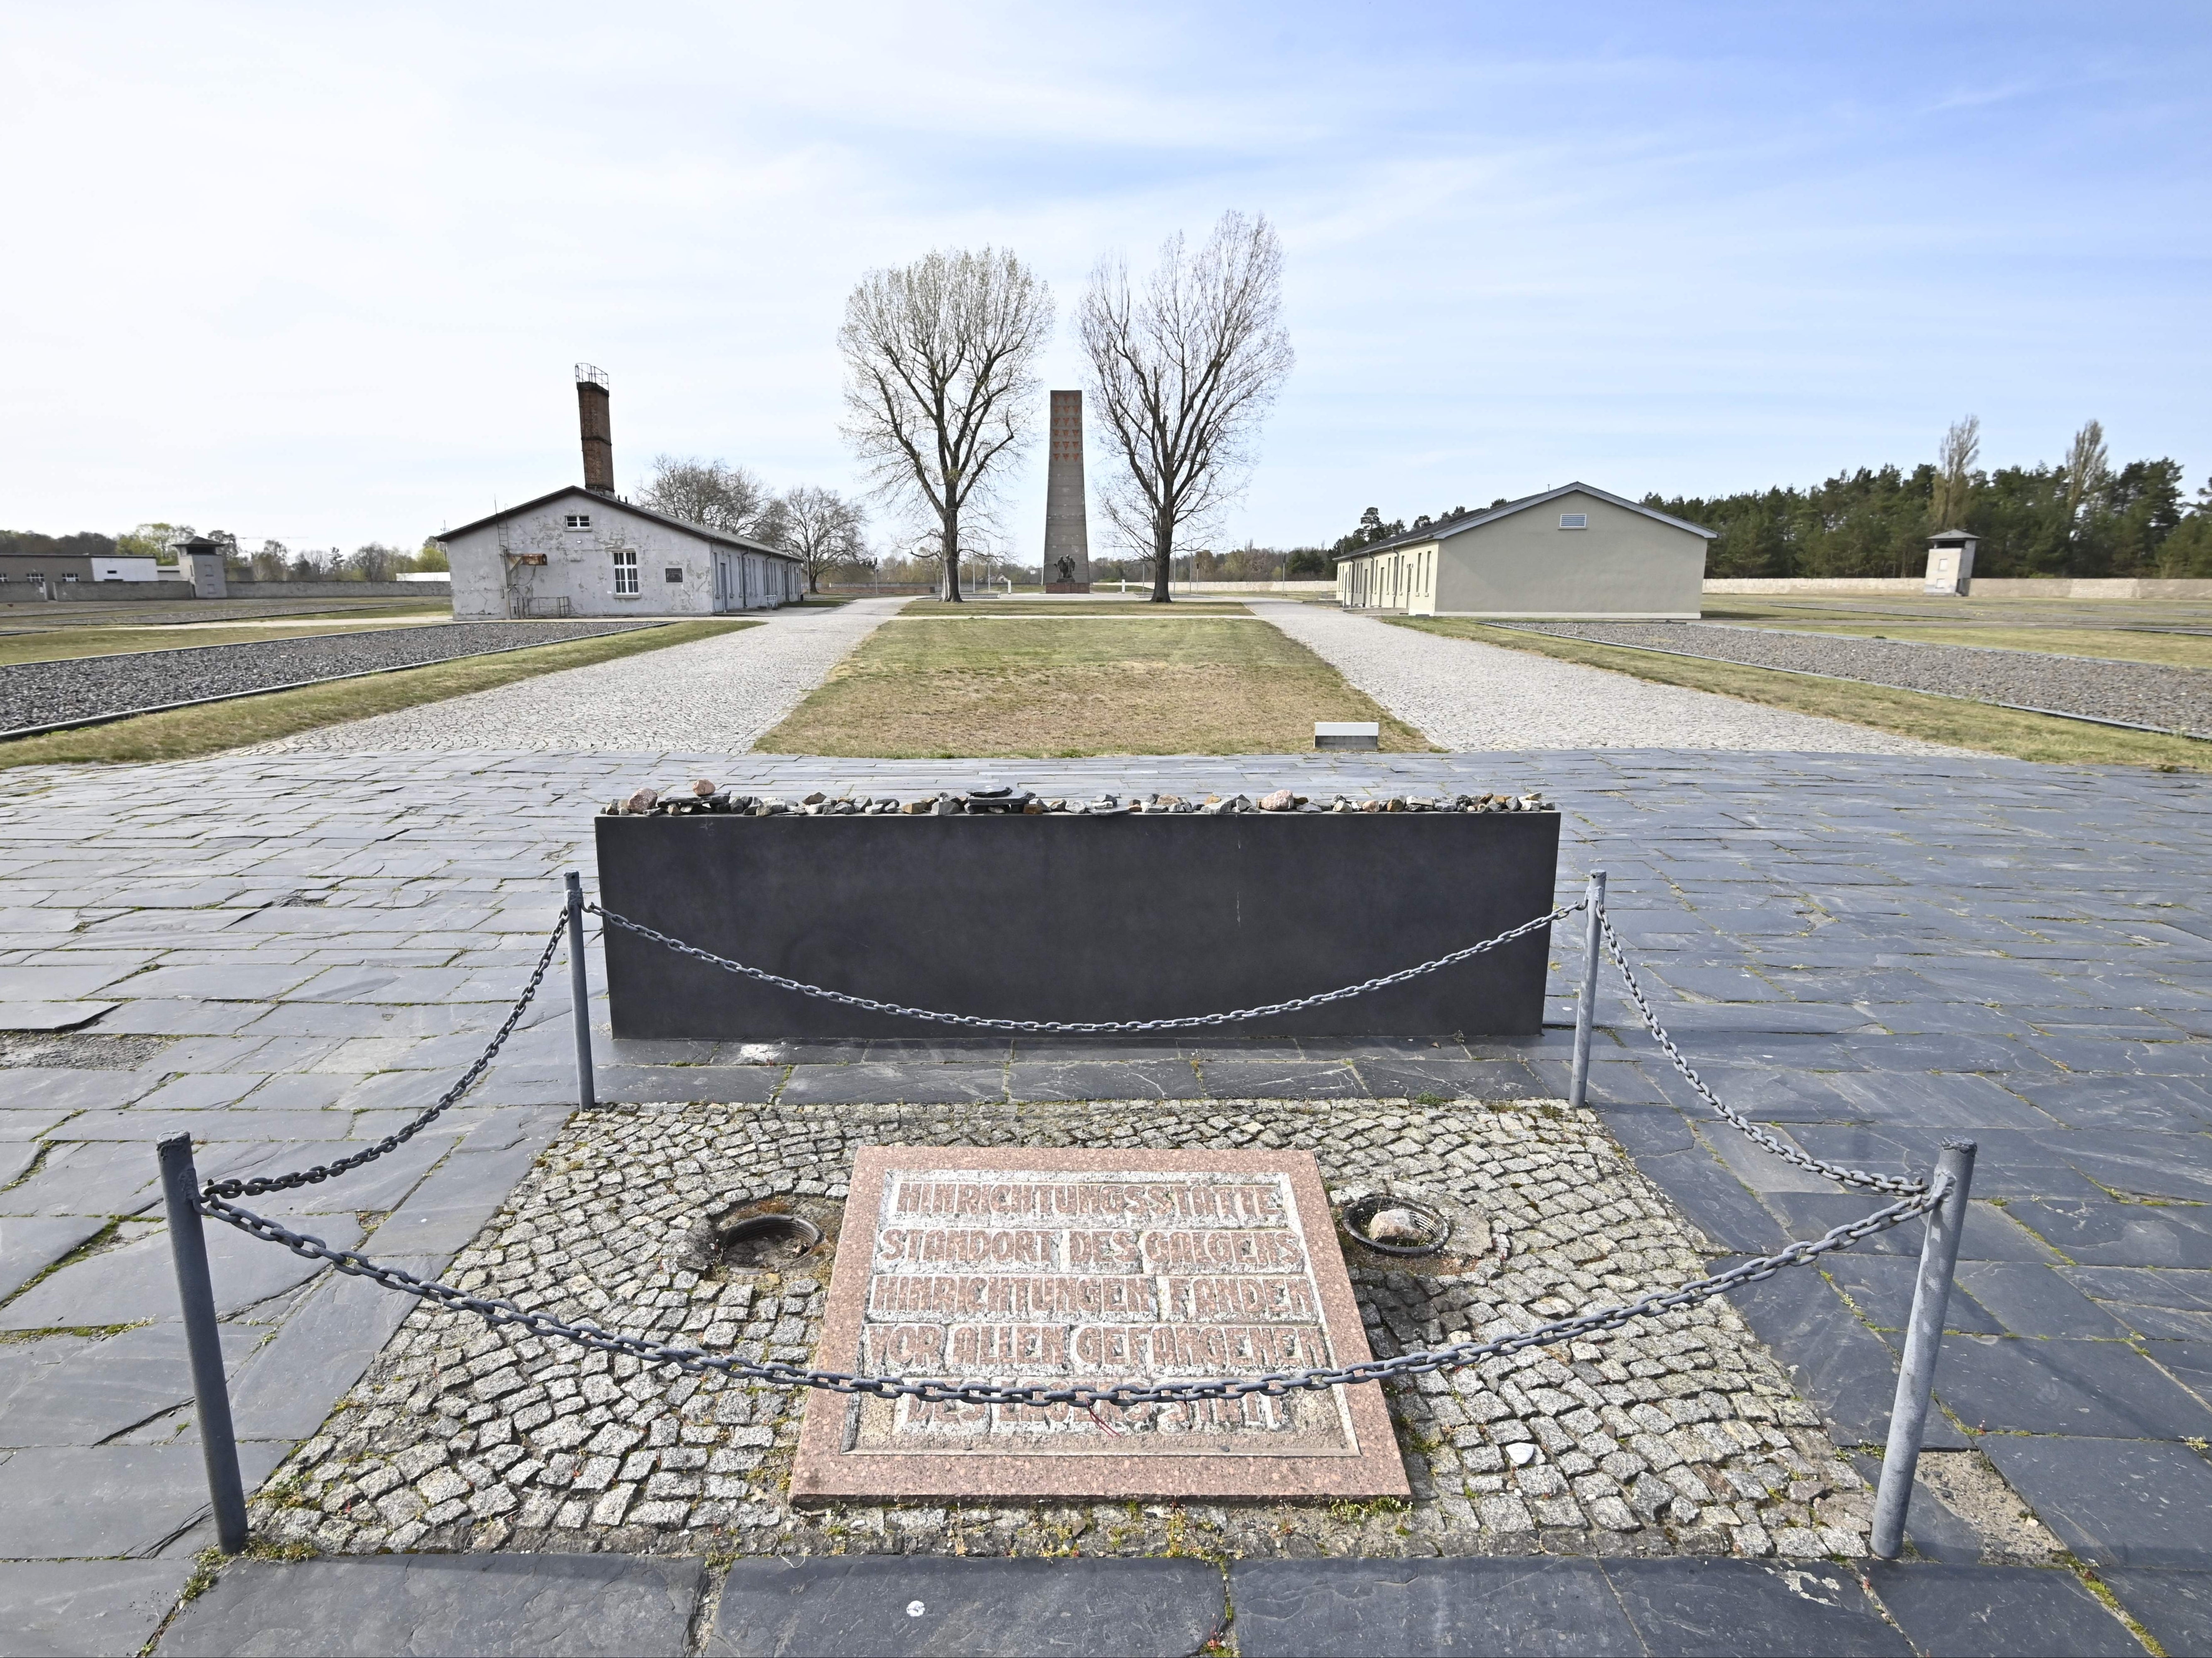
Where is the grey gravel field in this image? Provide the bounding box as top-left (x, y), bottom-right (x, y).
top-left (245, 598), bottom-right (904, 753)
top-left (1508, 622), bottom-right (2212, 736)
top-left (1252, 602), bottom-right (1963, 754)
top-left (0, 620), bottom-right (665, 735)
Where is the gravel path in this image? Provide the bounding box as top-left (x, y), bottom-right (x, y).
top-left (1502, 622), bottom-right (2212, 737)
top-left (245, 598), bottom-right (905, 753)
top-left (1252, 602), bottom-right (1962, 753)
top-left (0, 620), bottom-right (662, 735)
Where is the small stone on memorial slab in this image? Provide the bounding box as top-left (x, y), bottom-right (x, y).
top-left (692, 778), bottom-right (717, 797)
top-left (792, 1147), bottom-right (1408, 1503)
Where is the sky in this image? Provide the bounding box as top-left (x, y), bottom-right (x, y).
top-left (4, 0), bottom-right (2207, 558)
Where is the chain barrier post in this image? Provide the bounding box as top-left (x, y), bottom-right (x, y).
top-left (1568, 870), bottom-right (1607, 1109)
top-left (1871, 1137), bottom-right (1978, 1559)
top-left (157, 1134), bottom-right (249, 1553)
top-left (566, 871), bottom-right (597, 1111)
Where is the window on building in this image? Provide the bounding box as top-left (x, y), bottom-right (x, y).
top-left (1559, 512), bottom-right (1588, 529)
top-left (664, 567), bottom-right (683, 583)
top-left (565, 513), bottom-right (592, 530)
top-left (612, 547), bottom-right (639, 595)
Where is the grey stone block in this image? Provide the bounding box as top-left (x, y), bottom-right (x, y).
top-left (1721, 1265), bottom-right (1965, 1449)
top-left (1866, 1562), bottom-right (2141, 1657)
top-left (0, 1559), bottom-right (194, 1658)
top-left (1232, 1557), bottom-right (1638, 1657)
top-left (709, 1557), bottom-right (1225, 1658)
top-left (0, 1213), bottom-right (109, 1300)
top-left (369, 1140), bottom-right (542, 1255)
top-left (1956, 1262), bottom-right (2133, 1338)
top-left (1004, 1059), bottom-right (1203, 1103)
top-left (0, 1320), bottom-right (258, 1446)
top-left (0, 1213), bottom-right (362, 1330)
top-left (1601, 1557), bottom-right (1908, 1656)
top-left (593, 1064), bottom-right (782, 1104)
top-left (2062, 1268), bottom-right (2212, 1340)
top-left (159, 1554), bottom-right (705, 1657)
top-left (224, 1256), bottom-right (433, 1440)
top-left (2104, 1569), bottom-right (2212, 1658)
top-left (776, 1064), bottom-right (1006, 1108)
top-left (0, 1441), bottom-right (288, 1557)
top-left (1819, 1254), bottom-right (2003, 1335)
top-left (1981, 1436), bottom-right (2212, 1569)
top-left (0, 1140), bottom-right (164, 1217)
top-left (1196, 1060), bottom-right (1368, 1101)
top-left (1348, 1056), bottom-right (1545, 1101)
top-left (2003, 1198), bottom-right (2212, 1269)
top-left (0, 1068), bottom-right (165, 1113)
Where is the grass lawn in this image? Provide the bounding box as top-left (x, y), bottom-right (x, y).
top-left (1, 619), bottom-right (757, 768)
top-left (1390, 617), bottom-right (2212, 771)
top-left (758, 615), bottom-right (1429, 757)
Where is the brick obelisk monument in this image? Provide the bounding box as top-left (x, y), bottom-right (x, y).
top-left (1042, 389), bottom-right (1090, 592)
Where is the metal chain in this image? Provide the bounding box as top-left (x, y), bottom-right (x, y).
top-left (197, 1178), bottom-right (1939, 1409)
top-left (200, 913), bottom-right (570, 1202)
top-left (584, 900), bottom-right (1580, 1034)
top-left (1595, 910), bottom-right (1924, 1197)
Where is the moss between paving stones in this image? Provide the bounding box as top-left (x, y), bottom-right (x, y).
top-left (255, 1098), bottom-right (1879, 1564)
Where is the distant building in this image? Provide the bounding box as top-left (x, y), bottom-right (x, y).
top-left (0, 552), bottom-right (160, 598)
top-left (436, 366), bottom-right (802, 620)
top-left (1333, 483), bottom-right (1713, 619)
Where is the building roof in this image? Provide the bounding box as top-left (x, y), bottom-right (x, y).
top-left (1331, 482), bottom-right (1715, 563)
top-left (436, 486), bottom-right (798, 561)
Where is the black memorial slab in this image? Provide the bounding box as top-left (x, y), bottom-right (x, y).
top-left (595, 809), bottom-right (1560, 1039)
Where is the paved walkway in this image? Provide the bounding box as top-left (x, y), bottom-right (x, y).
top-left (240, 598), bottom-right (905, 754)
top-left (1252, 600), bottom-right (1962, 753)
top-left (0, 750), bottom-right (2206, 1654)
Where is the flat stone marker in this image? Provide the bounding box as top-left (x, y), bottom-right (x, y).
top-left (792, 1147), bottom-right (1408, 1501)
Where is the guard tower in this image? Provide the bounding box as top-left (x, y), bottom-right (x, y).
top-left (1042, 390), bottom-right (1090, 591)
top-left (1925, 529), bottom-right (1977, 597)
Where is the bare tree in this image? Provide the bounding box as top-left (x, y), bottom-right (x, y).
top-left (1078, 212), bottom-right (1295, 603)
top-left (838, 247), bottom-right (1052, 602)
top-left (778, 485), bottom-right (868, 593)
top-left (1931, 414), bottom-right (1981, 529)
top-left (639, 456), bottom-right (777, 540)
top-left (2063, 418), bottom-right (2110, 537)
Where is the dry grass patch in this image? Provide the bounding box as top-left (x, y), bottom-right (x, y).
top-left (1, 620), bottom-right (757, 767)
top-left (1392, 617), bottom-right (2212, 771)
top-left (758, 615), bottom-right (1430, 757)
top-left (898, 599), bottom-right (1251, 616)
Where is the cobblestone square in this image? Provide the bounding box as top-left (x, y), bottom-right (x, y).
top-left (255, 1095), bottom-right (1879, 1562)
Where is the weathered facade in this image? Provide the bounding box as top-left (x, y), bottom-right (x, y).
top-left (1335, 484), bottom-right (1712, 620)
top-left (437, 488), bottom-right (802, 621)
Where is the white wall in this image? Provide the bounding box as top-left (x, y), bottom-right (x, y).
top-left (443, 494), bottom-right (797, 620)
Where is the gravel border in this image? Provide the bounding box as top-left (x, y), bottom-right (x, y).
top-left (1505, 622), bottom-right (2212, 738)
top-left (1251, 603), bottom-right (1962, 754)
top-left (243, 599), bottom-right (904, 754)
top-left (0, 622), bottom-right (668, 736)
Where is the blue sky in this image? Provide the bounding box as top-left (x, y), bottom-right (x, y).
top-left (4, 1), bottom-right (2206, 556)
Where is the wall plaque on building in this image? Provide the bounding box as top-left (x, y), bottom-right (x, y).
top-left (791, 1147), bottom-right (1408, 1501)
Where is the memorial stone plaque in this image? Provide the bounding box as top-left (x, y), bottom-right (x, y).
top-left (792, 1147), bottom-right (1408, 1501)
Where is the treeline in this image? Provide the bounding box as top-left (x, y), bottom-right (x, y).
top-left (1648, 422), bottom-right (2212, 580)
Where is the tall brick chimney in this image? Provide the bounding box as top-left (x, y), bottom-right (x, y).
top-left (575, 364), bottom-right (614, 495)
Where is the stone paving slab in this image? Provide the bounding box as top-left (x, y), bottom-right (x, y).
top-left (0, 1559), bottom-right (196, 1658)
top-left (0, 747), bottom-right (2205, 1643)
top-left (708, 1557), bottom-right (1226, 1658)
top-left (155, 1553), bottom-right (704, 1657)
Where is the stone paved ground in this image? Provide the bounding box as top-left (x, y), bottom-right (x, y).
top-left (0, 747), bottom-right (2206, 1654)
top-left (1252, 600), bottom-right (1964, 753)
top-left (261, 1099), bottom-right (1873, 1564)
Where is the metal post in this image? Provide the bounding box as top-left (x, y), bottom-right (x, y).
top-left (566, 871), bottom-right (597, 1111)
top-left (157, 1134), bottom-right (248, 1554)
top-left (1871, 1138), bottom-right (1979, 1559)
top-left (1568, 870), bottom-right (1607, 1110)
